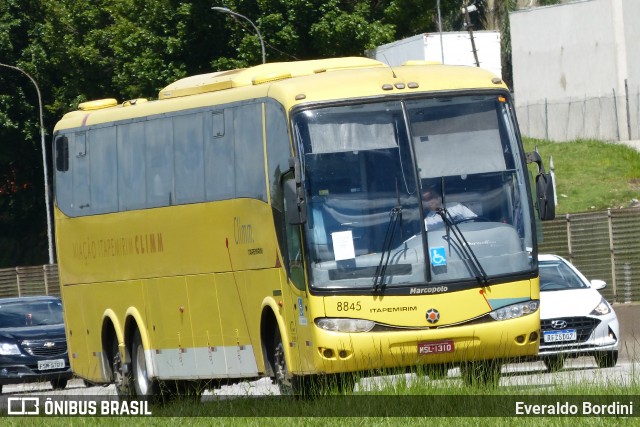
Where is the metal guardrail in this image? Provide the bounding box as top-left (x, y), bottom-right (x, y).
top-left (539, 207), bottom-right (640, 304)
top-left (0, 264), bottom-right (59, 298)
top-left (2, 207), bottom-right (639, 303)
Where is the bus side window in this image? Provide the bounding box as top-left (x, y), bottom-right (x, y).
top-left (55, 136), bottom-right (69, 172)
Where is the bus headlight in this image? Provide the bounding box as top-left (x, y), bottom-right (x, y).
top-left (315, 318), bottom-right (375, 333)
top-left (489, 300), bottom-right (539, 321)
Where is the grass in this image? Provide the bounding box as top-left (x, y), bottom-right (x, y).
top-left (523, 138), bottom-right (640, 214)
top-left (4, 363), bottom-right (640, 425)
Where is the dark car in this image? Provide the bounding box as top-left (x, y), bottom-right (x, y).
top-left (0, 295), bottom-right (72, 393)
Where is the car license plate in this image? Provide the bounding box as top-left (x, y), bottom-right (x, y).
top-left (38, 359), bottom-right (65, 371)
top-left (418, 340), bottom-right (454, 355)
top-left (543, 329), bottom-right (577, 343)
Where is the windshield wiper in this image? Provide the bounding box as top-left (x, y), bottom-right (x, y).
top-left (437, 207), bottom-right (490, 286)
top-left (372, 206), bottom-right (402, 292)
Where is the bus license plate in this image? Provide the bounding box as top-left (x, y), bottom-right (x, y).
top-left (543, 329), bottom-right (577, 343)
top-left (38, 359), bottom-right (65, 371)
top-left (418, 340), bottom-right (454, 355)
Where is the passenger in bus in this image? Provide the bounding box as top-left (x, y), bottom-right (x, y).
top-left (422, 186), bottom-right (476, 229)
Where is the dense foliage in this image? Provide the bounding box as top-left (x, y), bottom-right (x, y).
top-left (0, 0), bottom-right (490, 267)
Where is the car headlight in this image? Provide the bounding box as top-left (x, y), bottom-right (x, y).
top-left (590, 296), bottom-right (611, 316)
top-left (315, 318), bottom-right (375, 333)
top-left (489, 300), bottom-right (539, 321)
top-left (0, 343), bottom-right (21, 355)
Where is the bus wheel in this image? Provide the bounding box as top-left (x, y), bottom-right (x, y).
top-left (273, 327), bottom-right (295, 395)
top-left (272, 327), bottom-right (315, 396)
top-left (111, 337), bottom-right (132, 396)
top-left (132, 329), bottom-right (158, 397)
top-left (460, 361), bottom-right (501, 387)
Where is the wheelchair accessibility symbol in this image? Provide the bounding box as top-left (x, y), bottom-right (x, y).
top-left (430, 247), bottom-right (447, 267)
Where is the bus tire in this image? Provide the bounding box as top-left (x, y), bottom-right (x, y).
top-left (132, 328), bottom-right (158, 398)
top-left (272, 327), bottom-right (293, 395)
top-left (272, 327), bottom-right (313, 397)
top-left (111, 336), bottom-right (133, 396)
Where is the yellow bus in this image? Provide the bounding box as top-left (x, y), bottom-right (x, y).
top-left (52, 57), bottom-right (555, 397)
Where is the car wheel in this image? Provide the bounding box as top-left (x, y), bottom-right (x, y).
top-left (543, 356), bottom-right (565, 372)
top-left (595, 351), bottom-right (618, 368)
top-left (132, 328), bottom-right (158, 397)
top-left (50, 378), bottom-right (68, 390)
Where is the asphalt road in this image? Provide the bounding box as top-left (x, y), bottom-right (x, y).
top-left (3, 358), bottom-right (638, 397)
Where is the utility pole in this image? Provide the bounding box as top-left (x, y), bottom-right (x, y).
top-left (462, 4), bottom-right (480, 67)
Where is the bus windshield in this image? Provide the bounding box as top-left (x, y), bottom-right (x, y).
top-left (293, 94), bottom-right (534, 291)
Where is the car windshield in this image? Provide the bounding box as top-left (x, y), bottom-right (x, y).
top-left (539, 260), bottom-right (590, 291)
top-left (0, 299), bottom-right (64, 328)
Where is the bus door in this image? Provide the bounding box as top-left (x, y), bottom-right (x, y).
top-left (282, 173), bottom-right (315, 374)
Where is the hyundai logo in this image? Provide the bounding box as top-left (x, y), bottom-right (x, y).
top-left (551, 320), bottom-right (567, 329)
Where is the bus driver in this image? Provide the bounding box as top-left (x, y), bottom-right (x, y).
top-left (422, 186), bottom-right (477, 230)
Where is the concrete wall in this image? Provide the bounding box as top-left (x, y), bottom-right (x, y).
top-left (510, 0), bottom-right (640, 141)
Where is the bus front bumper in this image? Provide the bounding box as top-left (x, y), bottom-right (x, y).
top-left (305, 314), bottom-right (540, 374)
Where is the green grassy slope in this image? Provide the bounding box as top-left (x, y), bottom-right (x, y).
top-left (523, 138), bottom-right (640, 214)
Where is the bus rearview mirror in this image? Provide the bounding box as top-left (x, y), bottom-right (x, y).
top-left (284, 179), bottom-right (307, 225)
top-left (536, 172), bottom-right (555, 221)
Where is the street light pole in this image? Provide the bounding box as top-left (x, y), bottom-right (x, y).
top-left (462, 4), bottom-right (480, 67)
top-left (0, 62), bottom-right (54, 264)
top-left (212, 6), bottom-right (266, 64)
top-left (437, 0), bottom-right (444, 64)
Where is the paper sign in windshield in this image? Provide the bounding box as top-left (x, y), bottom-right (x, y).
top-left (332, 230), bottom-right (356, 261)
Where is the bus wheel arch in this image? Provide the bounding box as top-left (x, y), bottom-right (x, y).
top-left (260, 306), bottom-right (279, 378)
top-left (101, 316), bottom-right (132, 395)
top-left (123, 314), bottom-right (159, 398)
top-left (260, 306), bottom-right (311, 396)
top-left (101, 317), bottom-right (117, 381)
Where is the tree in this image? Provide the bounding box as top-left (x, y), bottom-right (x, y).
top-left (493, 0), bottom-right (516, 90)
top-left (0, 0), bottom-right (50, 266)
top-left (0, 0), bottom-right (474, 267)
